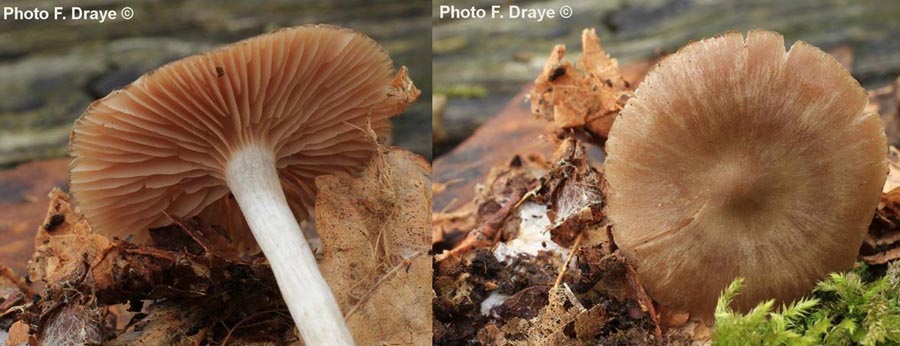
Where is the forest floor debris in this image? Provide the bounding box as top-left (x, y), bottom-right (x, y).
top-left (1, 147), bottom-right (431, 345)
top-left (433, 29), bottom-right (900, 346)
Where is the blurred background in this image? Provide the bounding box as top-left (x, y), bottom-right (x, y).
top-left (432, 0), bottom-right (900, 158)
top-left (0, 0), bottom-right (431, 166)
top-left (0, 0), bottom-right (430, 275)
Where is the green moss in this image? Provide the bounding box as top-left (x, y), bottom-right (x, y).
top-left (432, 37), bottom-right (468, 54)
top-left (435, 84), bottom-right (487, 99)
top-left (713, 262), bottom-right (900, 346)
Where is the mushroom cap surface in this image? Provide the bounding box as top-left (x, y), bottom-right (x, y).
top-left (69, 25), bottom-right (419, 253)
top-left (605, 30), bottom-right (887, 317)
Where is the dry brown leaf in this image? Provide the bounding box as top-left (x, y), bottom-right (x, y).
top-left (658, 308), bottom-right (690, 328)
top-left (27, 188), bottom-right (114, 288)
top-left (861, 248), bottom-right (900, 265)
top-left (107, 302), bottom-right (205, 346)
top-left (534, 137), bottom-right (607, 247)
top-left (573, 304), bottom-right (611, 341)
top-left (6, 320), bottom-right (35, 346)
top-left (530, 28), bottom-right (633, 139)
top-left (476, 322), bottom-right (508, 345)
top-left (692, 320), bottom-right (711, 342)
top-left (1, 266), bottom-right (33, 346)
top-left (0, 266), bottom-right (31, 312)
top-left (515, 286), bottom-right (582, 346)
top-left (865, 164), bottom-right (900, 265)
top-left (885, 146), bottom-right (900, 193)
top-left (315, 147), bottom-right (432, 345)
top-left (475, 284), bottom-right (670, 346)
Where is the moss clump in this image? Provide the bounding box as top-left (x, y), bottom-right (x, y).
top-left (713, 262), bottom-right (900, 346)
top-left (435, 84), bottom-right (487, 99)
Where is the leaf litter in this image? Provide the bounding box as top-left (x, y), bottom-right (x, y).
top-left (434, 28), bottom-right (900, 346)
top-left (1, 143), bottom-right (432, 345)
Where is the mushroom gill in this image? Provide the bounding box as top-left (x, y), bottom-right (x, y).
top-left (70, 25), bottom-right (416, 252)
top-left (69, 25), bottom-right (419, 345)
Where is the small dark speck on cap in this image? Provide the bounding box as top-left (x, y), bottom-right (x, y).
top-left (216, 67), bottom-right (225, 77)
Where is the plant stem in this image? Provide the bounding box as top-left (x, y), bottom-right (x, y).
top-left (226, 145), bottom-right (354, 345)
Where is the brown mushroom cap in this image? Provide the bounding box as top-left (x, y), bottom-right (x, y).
top-left (605, 30), bottom-right (887, 318)
top-left (70, 25), bottom-right (419, 252)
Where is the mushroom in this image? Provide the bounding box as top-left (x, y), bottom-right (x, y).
top-left (605, 30), bottom-right (887, 319)
top-left (68, 25), bottom-right (419, 345)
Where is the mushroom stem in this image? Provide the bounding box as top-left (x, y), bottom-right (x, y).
top-left (226, 145), bottom-right (354, 345)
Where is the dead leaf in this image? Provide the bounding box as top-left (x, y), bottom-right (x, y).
top-left (864, 169), bottom-right (900, 265)
top-left (658, 308), bottom-right (690, 328)
top-left (573, 304), bottom-right (610, 341)
top-left (884, 146), bottom-right (900, 193)
top-left (107, 302), bottom-right (205, 346)
top-left (530, 28), bottom-right (633, 140)
top-left (0, 266), bottom-right (31, 310)
top-left (315, 147), bottom-right (432, 345)
top-left (534, 137), bottom-right (607, 248)
top-left (6, 320), bottom-right (35, 346)
top-left (28, 188), bottom-right (113, 288)
top-left (861, 248), bottom-right (900, 265)
top-left (491, 285), bottom-right (549, 321)
top-left (517, 286), bottom-right (583, 346)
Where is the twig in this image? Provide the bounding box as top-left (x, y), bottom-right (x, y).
top-left (0, 302), bottom-right (31, 319)
top-left (552, 230), bottom-right (585, 290)
top-left (560, 283), bottom-right (585, 312)
top-left (626, 264), bottom-right (663, 340)
top-left (445, 187), bottom-right (526, 257)
top-left (431, 208), bottom-right (473, 222)
top-left (438, 197), bottom-right (460, 214)
top-left (513, 185), bottom-right (541, 209)
top-left (220, 309), bottom-right (290, 346)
